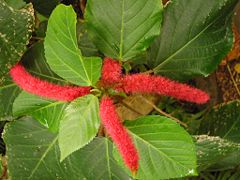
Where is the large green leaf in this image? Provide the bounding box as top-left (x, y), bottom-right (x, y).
top-left (59, 94), bottom-right (100, 161)
top-left (147, 0), bottom-right (238, 80)
top-left (73, 137), bottom-right (129, 179)
top-left (44, 4), bottom-right (102, 86)
top-left (208, 150), bottom-right (240, 171)
top-left (194, 135), bottom-right (240, 171)
top-left (13, 91), bottom-right (67, 132)
top-left (0, 0), bottom-right (34, 85)
top-left (3, 117), bottom-right (128, 179)
top-left (122, 115), bottom-right (197, 179)
top-left (85, 0), bottom-right (163, 61)
top-left (4, 0), bottom-right (26, 9)
top-left (0, 77), bottom-right (20, 121)
top-left (199, 101), bottom-right (240, 143)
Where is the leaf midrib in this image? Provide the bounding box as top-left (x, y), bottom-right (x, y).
top-left (64, 8), bottom-right (91, 85)
top-left (29, 70), bottom-right (67, 84)
top-left (222, 113), bottom-right (240, 139)
top-left (105, 139), bottom-right (112, 180)
top-left (28, 136), bottom-right (58, 178)
top-left (31, 101), bottom-right (65, 114)
top-left (0, 83), bottom-right (16, 90)
top-left (119, 0), bottom-right (125, 60)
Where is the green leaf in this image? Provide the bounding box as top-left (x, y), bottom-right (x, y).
top-left (85, 0), bottom-right (163, 61)
top-left (209, 150), bottom-right (240, 171)
top-left (77, 21), bottom-right (99, 57)
top-left (22, 41), bottom-right (67, 85)
top-left (0, 157), bottom-right (2, 175)
top-left (3, 117), bottom-right (128, 179)
top-left (73, 137), bottom-right (129, 179)
top-left (13, 91), bottom-right (67, 132)
top-left (35, 20), bottom-right (48, 38)
top-left (44, 4), bottom-right (102, 86)
top-left (199, 100), bottom-right (240, 143)
top-left (124, 115), bottom-right (197, 179)
top-left (212, 169), bottom-right (240, 180)
top-left (59, 94), bottom-right (100, 161)
top-left (147, 0), bottom-right (238, 80)
top-left (0, 77), bottom-right (20, 121)
top-left (194, 135), bottom-right (240, 171)
top-left (0, 0), bottom-right (34, 85)
top-left (4, 0), bottom-right (26, 9)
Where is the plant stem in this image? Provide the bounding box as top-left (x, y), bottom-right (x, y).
top-left (141, 96), bottom-right (188, 128)
top-left (143, 69), bottom-right (154, 74)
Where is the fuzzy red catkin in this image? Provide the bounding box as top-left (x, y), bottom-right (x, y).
top-left (119, 74), bottom-right (210, 104)
top-left (100, 96), bottom-right (139, 173)
top-left (10, 63), bottom-right (91, 101)
top-left (101, 57), bottom-right (122, 85)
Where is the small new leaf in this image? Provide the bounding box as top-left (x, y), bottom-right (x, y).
top-left (59, 94), bottom-right (100, 161)
top-left (44, 4), bottom-right (102, 86)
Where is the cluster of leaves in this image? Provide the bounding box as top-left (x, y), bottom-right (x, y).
top-left (0, 0), bottom-right (239, 179)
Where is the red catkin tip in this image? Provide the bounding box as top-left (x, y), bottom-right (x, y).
top-left (100, 96), bottom-right (139, 173)
top-left (119, 74), bottom-right (210, 104)
top-left (9, 63), bottom-right (91, 101)
top-left (101, 57), bottom-right (122, 85)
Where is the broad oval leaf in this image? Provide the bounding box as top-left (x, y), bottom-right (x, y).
top-left (123, 115), bottom-right (197, 179)
top-left (59, 94), bottom-right (100, 161)
top-left (199, 100), bottom-right (240, 143)
top-left (73, 137), bottom-right (129, 179)
top-left (3, 117), bottom-right (128, 179)
top-left (147, 0), bottom-right (238, 80)
top-left (13, 91), bottom-right (67, 132)
top-left (194, 135), bottom-right (240, 171)
top-left (85, 0), bottom-right (163, 61)
top-left (4, 0), bottom-right (26, 9)
top-left (44, 4), bottom-right (102, 86)
top-left (0, 0), bottom-right (34, 85)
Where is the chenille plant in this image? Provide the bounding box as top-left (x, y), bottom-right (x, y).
top-left (0, 0), bottom-right (239, 179)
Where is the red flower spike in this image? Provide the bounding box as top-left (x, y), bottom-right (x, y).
top-left (10, 63), bottom-right (91, 101)
top-left (100, 96), bottom-right (139, 173)
top-left (101, 58), bottom-right (122, 85)
top-left (119, 74), bottom-right (209, 104)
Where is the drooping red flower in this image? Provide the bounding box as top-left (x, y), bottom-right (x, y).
top-left (10, 63), bottom-right (91, 101)
top-left (100, 96), bottom-right (139, 173)
top-left (101, 57), bottom-right (122, 85)
top-left (118, 73), bottom-right (209, 104)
